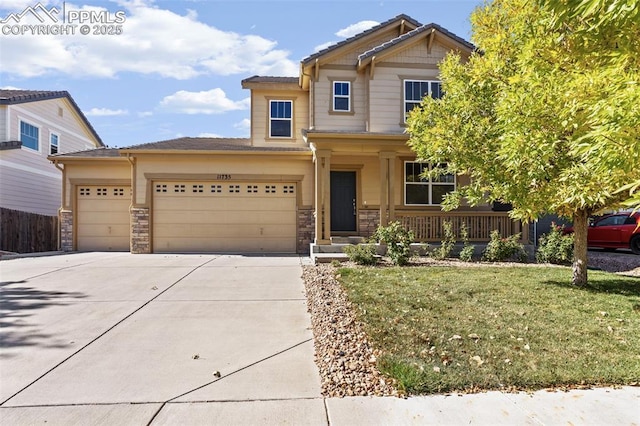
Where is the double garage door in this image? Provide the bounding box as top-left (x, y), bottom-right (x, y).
top-left (152, 181), bottom-right (297, 253)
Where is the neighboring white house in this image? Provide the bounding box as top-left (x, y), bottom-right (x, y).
top-left (0, 90), bottom-right (104, 216)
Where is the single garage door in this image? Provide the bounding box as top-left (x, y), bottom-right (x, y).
top-left (77, 185), bottom-right (130, 251)
top-left (153, 181), bottom-right (297, 253)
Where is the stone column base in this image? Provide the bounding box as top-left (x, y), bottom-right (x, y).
top-left (131, 207), bottom-right (150, 254)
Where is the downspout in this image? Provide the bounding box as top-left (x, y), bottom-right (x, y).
top-left (126, 153), bottom-right (136, 207)
top-left (53, 160), bottom-right (65, 250)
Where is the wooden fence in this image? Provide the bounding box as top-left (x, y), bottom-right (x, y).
top-left (0, 208), bottom-right (59, 253)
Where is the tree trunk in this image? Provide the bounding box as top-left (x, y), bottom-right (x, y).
top-left (572, 209), bottom-right (589, 287)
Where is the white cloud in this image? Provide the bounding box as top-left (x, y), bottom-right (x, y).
top-left (137, 111), bottom-right (153, 117)
top-left (159, 88), bottom-right (250, 115)
top-left (314, 41), bottom-right (337, 53)
top-left (314, 20), bottom-right (380, 53)
top-left (1, 0), bottom-right (298, 79)
top-left (198, 132), bottom-right (223, 138)
top-left (84, 107), bottom-right (129, 116)
top-left (336, 20), bottom-right (379, 38)
top-left (233, 118), bottom-right (250, 131)
top-left (1, 85), bottom-right (23, 90)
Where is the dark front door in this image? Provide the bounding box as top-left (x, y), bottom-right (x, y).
top-left (330, 171), bottom-right (357, 232)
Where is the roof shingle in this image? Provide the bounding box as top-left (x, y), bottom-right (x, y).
top-left (301, 14), bottom-right (422, 66)
top-left (122, 137), bottom-right (311, 152)
top-left (0, 89), bottom-right (104, 147)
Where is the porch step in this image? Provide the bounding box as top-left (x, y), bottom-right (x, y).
top-left (330, 236), bottom-right (367, 244)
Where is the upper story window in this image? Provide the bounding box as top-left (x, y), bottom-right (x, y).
top-left (269, 100), bottom-right (292, 138)
top-left (404, 161), bottom-right (455, 206)
top-left (50, 133), bottom-right (59, 155)
top-left (404, 80), bottom-right (442, 122)
top-left (20, 121), bottom-right (39, 151)
top-left (333, 81), bottom-right (351, 112)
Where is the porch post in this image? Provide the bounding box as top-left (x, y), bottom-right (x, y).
top-left (379, 152), bottom-right (397, 226)
top-left (314, 149), bottom-right (332, 244)
top-left (379, 155), bottom-right (389, 226)
top-left (387, 153), bottom-right (396, 222)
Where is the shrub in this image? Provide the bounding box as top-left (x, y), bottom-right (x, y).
top-left (459, 222), bottom-right (476, 262)
top-left (375, 221), bottom-right (414, 266)
top-left (343, 244), bottom-right (378, 266)
top-left (430, 220), bottom-right (456, 260)
top-left (481, 230), bottom-right (527, 262)
top-left (536, 223), bottom-right (574, 265)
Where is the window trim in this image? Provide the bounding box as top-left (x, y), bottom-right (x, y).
top-left (19, 120), bottom-right (40, 152)
top-left (403, 79), bottom-right (442, 123)
top-left (404, 161), bottom-right (456, 206)
top-left (50, 132), bottom-right (59, 155)
top-left (268, 99), bottom-right (293, 139)
top-left (332, 80), bottom-right (351, 112)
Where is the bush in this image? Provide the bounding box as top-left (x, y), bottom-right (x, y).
top-left (375, 221), bottom-right (414, 266)
top-left (481, 230), bottom-right (527, 262)
top-left (459, 222), bottom-right (476, 262)
top-left (430, 220), bottom-right (455, 260)
top-left (343, 244), bottom-right (378, 265)
top-left (536, 223), bottom-right (574, 265)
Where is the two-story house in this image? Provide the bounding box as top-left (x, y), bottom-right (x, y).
top-left (1, 90), bottom-right (104, 216)
top-left (1, 90), bottom-right (104, 252)
top-left (50, 14), bottom-right (526, 254)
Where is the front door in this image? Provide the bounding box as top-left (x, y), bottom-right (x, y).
top-left (330, 171), bottom-right (357, 232)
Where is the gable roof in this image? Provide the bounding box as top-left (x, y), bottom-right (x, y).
top-left (301, 14), bottom-right (422, 67)
top-left (357, 23), bottom-right (476, 71)
top-left (0, 89), bottom-right (104, 147)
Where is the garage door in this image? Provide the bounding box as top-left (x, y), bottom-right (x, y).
top-left (153, 181), bottom-right (297, 253)
top-left (77, 185), bottom-right (130, 251)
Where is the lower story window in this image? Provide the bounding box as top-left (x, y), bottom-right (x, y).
top-left (404, 161), bottom-right (455, 206)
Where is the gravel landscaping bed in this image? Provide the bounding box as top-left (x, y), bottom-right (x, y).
top-left (302, 251), bottom-right (640, 398)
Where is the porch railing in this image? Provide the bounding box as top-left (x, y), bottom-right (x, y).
top-left (395, 211), bottom-right (523, 242)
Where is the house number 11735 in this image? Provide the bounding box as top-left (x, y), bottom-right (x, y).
top-left (216, 174), bottom-right (232, 180)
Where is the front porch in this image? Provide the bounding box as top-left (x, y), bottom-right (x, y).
top-left (310, 210), bottom-right (529, 263)
top-left (305, 132), bottom-right (528, 258)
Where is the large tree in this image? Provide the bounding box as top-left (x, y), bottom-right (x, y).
top-left (407, 0), bottom-right (640, 286)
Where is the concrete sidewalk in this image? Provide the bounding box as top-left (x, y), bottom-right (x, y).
top-left (1, 253), bottom-right (638, 425)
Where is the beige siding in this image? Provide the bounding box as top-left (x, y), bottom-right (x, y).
top-left (367, 41), bottom-right (454, 133)
top-left (63, 161), bottom-right (131, 208)
top-left (313, 70), bottom-right (366, 132)
top-left (250, 89), bottom-right (309, 147)
top-left (0, 99), bottom-right (101, 215)
top-left (329, 29), bottom-right (408, 65)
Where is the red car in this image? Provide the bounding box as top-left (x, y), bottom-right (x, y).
top-left (564, 212), bottom-right (640, 254)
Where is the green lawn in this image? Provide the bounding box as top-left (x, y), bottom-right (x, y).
top-left (337, 265), bottom-right (640, 395)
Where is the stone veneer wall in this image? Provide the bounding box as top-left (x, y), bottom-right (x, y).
top-left (297, 207), bottom-right (314, 254)
top-left (131, 207), bottom-right (150, 254)
top-left (60, 209), bottom-right (74, 252)
top-left (358, 209), bottom-right (380, 238)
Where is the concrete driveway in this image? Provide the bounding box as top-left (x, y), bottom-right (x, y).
top-left (0, 252), bottom-right (325, 425)
top-left (2, 252), bottom-right (639, 425)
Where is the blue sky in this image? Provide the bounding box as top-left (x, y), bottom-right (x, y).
top-left (0, 0), bottom-right (483, 148)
